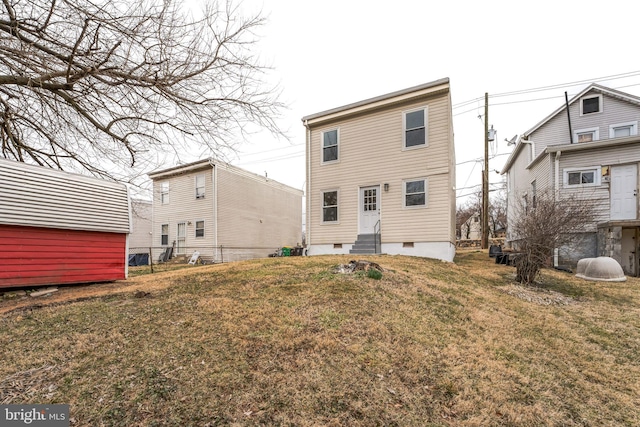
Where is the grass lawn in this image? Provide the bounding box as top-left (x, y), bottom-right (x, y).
top-left (1, 250), bottom-right (639, 426)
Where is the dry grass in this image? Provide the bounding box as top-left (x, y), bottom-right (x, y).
top-left (1, 250), bottom-right (639, 426)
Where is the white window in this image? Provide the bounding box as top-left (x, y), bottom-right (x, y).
top-left (161, 182), bottom-right (169, 204)
top-left (195, 174), bottom-right (205, 199)
top-left (322, 190), bottom-right (338, 222)
top-left (161, 224), bottom-right (169, 246)
top-left (564, 166), bottom-right (601, 187)
top-left (195, 220), bottom-right (205, 238)
top-left (609, 121), bottom-right (638, 138)
top-left (580, 94), bottom-right (602, 116)
top-left (321, 129), bottom-right (339, 163)
top-left (403, 107), bottom-right (428, 148)
top-left (404, 178), bottom-right (427, 207)
top-left (573, 127), bottom-right (599, 143)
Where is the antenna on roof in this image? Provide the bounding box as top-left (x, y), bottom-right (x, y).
top-left (505, 135), bottom-right (518, 146)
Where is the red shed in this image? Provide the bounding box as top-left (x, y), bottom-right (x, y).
top-left (0, 159), bottom-right (131, 288)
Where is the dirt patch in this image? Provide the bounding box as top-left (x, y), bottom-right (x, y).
top-left (497, 284), bottom-right (577, 306)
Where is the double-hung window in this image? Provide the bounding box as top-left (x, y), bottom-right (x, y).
top-left (404, 178), bottom-right (427, 207)
top-left (322, 190), bottom-right (338, 222)
top-left (161, 182), bottom-right (169, 204)
top-left (322, 129), bottom-right (339, 163)
top-left (403, 107), bottom-right (428, 148)
top-left (195, 220), bottom-right (205, 238)
top-left (161, 224), bottom-right (169, 245)
top-left (195, 174), bottom-right (205, 199)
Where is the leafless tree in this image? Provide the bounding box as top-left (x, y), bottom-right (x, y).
top-left (489, 189), bottom-right (507, 237)
top-left (510, 188), bottom-right (596, 285)
top-left (0, 0), bottom-right (284, 181)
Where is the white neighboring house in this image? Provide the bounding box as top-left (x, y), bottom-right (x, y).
top-left (501, 83), bottom-right (640, 275)
top-left (460, 212), bottom-right (482, 240)
top-left (302, 78), bottom-right (456, 261)
top-left (129, 199), bottom-right (152, 251)
top-left (148, 159), bottom-right (303, 263)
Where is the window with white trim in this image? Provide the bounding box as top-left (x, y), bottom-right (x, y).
top-left (161, 224), bottom-right (169, 245)
top-left (564, 167), bottom-right (601, 187)
top-left (195, 220), bottom-right (205, 238)
top-left (161, 182), bottom-right (169, 204)
top-left (195, 174), bottom-right (205, 199)
top-left (573, 127), bottom-right (599, 143)
top-left (580, 94), bottom-right (602, 115)
top-left (404, 178), bottom-right (427, 207)
top-left (322, 190), bottom-right (338, 222)
top-left (322, 129), bottom-right (339, 163)
top-left (403, 107), bottom-right (428, 148)
top-left (609, 121), bottom-right (638, 138)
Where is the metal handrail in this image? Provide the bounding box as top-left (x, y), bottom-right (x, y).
top-left (373, 219), bottom-right (381, 254)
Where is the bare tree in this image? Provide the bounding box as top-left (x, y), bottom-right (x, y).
top-left (510, 188), bottom-right (596, 285)
top-left (489, 189), bottom-right (507, 237)
top-left (456, 203), bottom-right (475, 239)
top-left (0, 0), bottom-right (283, 181)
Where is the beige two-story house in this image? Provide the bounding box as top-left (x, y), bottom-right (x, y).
top-left (502, 83), bottom-right (640, 275)
top-left (149, 159), bottom-right (303, 263)
top-left (302, 78), bottom-right (456, 261)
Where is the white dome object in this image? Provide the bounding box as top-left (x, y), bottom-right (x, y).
top-left (576, 257), bottom-right (626, 282)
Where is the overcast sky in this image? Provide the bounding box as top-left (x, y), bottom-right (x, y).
top-left (180, 0), bottom-right (640, 205)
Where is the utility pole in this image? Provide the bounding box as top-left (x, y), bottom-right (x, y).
top-left (482, 92), bottom-right (489, 250)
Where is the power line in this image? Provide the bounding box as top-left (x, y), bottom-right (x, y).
top-left (452, 69), bottom-right (640, 110)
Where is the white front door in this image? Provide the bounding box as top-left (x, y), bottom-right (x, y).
top-left (359, 186), bottom-right (380, 234)
top-left (177, 222), bottom-right (186, 255)
top-left (611, 164), bottom-right (638, 220)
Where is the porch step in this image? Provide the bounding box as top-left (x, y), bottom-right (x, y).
top-left (350, 233), bottom-right (381, 254)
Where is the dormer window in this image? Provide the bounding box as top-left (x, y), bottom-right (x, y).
top-left (580, 94), bottom-right (602, 115)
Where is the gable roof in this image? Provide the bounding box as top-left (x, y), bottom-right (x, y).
top-left (302, 78), bottom-right (450, 126)
top-left (501, 83), bottom-right (640, 174)
top-left (147, 158), bottom-right (303, 195)
top-left (523, 83), bottom-right (640, 138)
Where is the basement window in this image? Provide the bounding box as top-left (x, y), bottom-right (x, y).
top-left (333, 243), bottom-right (342, 249)
top-left (403, 242), bottom-right (414, 248)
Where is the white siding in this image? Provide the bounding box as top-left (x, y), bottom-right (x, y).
top-left (130, 200), bottom-right (153, 249)
top-left (0, 158), bottom-right (130, 233)
top-left (151, 166), bottom-right (215, 250)
top-left (216, 166), bottom-right (303, 250)
top-left (530, 90), bottom-right (640, 155)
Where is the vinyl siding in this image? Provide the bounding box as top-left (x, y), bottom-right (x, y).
top-left (0, 158), bottom-right (130, 233)
top-left (308, 91), bottom-right (454, 245)
top-left (151, 166), bottom-right (215, 250)
top-left (130, 200), bottom-right (153, 249)
top-left (531, 90), bottom-right (640, 155)
top-left (216, 166), bottom-right (302, 249)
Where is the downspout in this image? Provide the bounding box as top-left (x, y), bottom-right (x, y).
top-left (304, 120), bottom-right (311, 252)
top-left (554, 151), bottom-right (561, 267)
top-left (209, 159), bottom-right (219, 262)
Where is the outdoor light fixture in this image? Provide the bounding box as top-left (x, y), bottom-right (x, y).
top-left (384, 183), bottom-right (389, 191)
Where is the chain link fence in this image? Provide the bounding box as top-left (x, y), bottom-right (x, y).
top-left (128, 245), bottom-right (305, 276)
